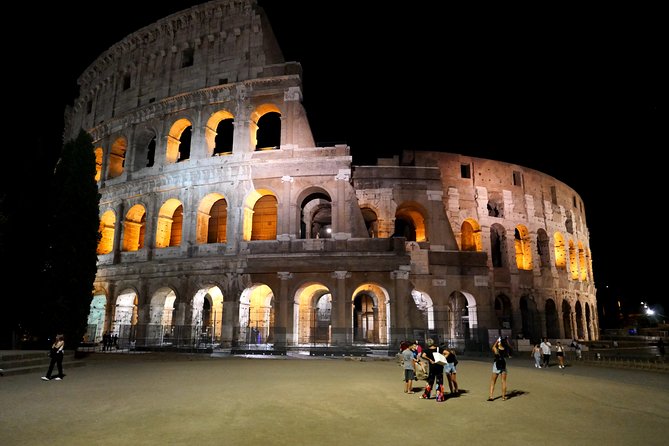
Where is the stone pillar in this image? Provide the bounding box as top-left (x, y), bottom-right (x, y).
top-left (278, 176), bottom-right (294, 239)
top-left (112, 201), bottom-right (125, 264)
top-left (330, 271), bottom-right (351, 346)
top-left (273, 272), bottom-right (294, 348)
top-left (390, 269), bottom-right (411, 348)
top-left (333, 170), bottom-right (351, 238)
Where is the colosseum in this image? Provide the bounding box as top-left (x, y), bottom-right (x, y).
top-left (64, 0), bottom-right (598, 354)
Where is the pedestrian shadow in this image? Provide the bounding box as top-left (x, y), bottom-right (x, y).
top-left (504, 389), bottom-right (526, 400)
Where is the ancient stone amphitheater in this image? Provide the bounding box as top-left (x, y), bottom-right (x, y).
top-left (64, 0), bottom-right (598, 353)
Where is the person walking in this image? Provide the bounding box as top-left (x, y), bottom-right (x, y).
top-left (419, 338), bottom-right (446, 401)
top-left (540, 338), bottom-right (552, 368)
top-left (532, 344), bottom-right (542, 368)
top-left (488, 338), bottom-right (508, 401)
top-left (41, 334), bottom-right (65, 381)
top-left (556, 341), bottom-right (566, 368)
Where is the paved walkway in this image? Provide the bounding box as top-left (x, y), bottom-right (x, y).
top-left (1, 353), bottom-right (668, 446)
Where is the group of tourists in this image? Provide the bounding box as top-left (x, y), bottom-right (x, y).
top-left (399, 338), bottom-right (460, 402)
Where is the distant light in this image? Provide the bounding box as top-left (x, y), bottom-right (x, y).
top-left (326, 228), bottom-right (332, 234)
top-left (646, 308), bottom-right (655, 316)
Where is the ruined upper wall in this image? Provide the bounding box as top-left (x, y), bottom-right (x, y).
top-left (67, 0), bottom-right (288, 134)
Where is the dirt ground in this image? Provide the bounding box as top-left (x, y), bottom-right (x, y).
top-left (1, 353), bottom-right (668, 446)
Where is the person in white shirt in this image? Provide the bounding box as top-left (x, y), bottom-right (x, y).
top-left (540, 338), bottom-right (552, 368)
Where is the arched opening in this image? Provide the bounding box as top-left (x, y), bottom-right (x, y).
top-left (394, 202), bottom-right (427, 242)
top-left (537, 229), bottom-right (550, 269)
top-left (545, 299), bottom-right (560, 339)
top-left (490, 224), bottom-right (507, 267)
top-left (554, 232), bottom-right (566, 269)
top-left (352, 283), bottom-right (389, 345)
top-left (578, 241), bottom-right (587, 281)
top-left (361, 207), bottom-right (378, 238)
top-left (112, 290), bottom-right (138, 347)
top-left (494, 294), bottom-right (513, 329)
top-left (147, 289), bottom-right (177, 346)
top-left (86, 292), bottom-right (107, 343)
top-left (250, 194), bottom-right (278, 241)
top-left (255, 112), bottom-right (281, 150)
top-left (514, 225), bottom-right (533, 270)
top-left (196, 194), bottom-right (228, 244)
top-left (155, 199), bottom-right (183, 248)
top-left (561, 300), bottom-right (572, 339)
top-left (300, 191), bottom-right (332, 239)
top-left (461, 218), bottom-right (482, 251)
top-left (166, 119), bottom-right (192, 163)
top-left (122, 205), bottom-right (146, 251)
top-left (107, 137), bottom-right (127, 179)
top-left (487, 193), bottom-right (504, 217)
top-left (240, 284), bottom-right (274, 345)
top-left (94, 147), bottom-right (103, 182)
top-left (353, 294), bottom-right (375, 343)
top-left (205, 110), bottom-right (235, 156)
top-left (133, 128), bottom-right (158, 171)
top-left (97, 210), bottom-right (116, 255)
top-left (569, 240), bottom-right (578, 280)
top-left (575, 301), bottom-right (584, 339)
top-left (520, 295), bottom-right (541, 343)
top-left (192, 286), bottom-right (224, 346)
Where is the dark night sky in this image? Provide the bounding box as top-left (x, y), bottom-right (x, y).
top-left (5, 1), bottom-right (665, 314)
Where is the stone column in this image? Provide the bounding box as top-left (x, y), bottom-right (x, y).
top-left (273, 272), bottom-right (294, 348)
top-left (330, 271), bottom-right (351, 346)
top-left (278, 176), bottom-right (294, 239)
top-left (390, 269), bottom-right (411, 348)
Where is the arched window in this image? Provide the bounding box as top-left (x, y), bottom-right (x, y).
top-left (537, 229), bottom-right (550, 269)
top-left (97, 210), bottom-right (116, 255)
top-left (107, 137), bottom-right (127, 179)
top-left (255, 112), bottom-right (281, 150)
top-left (394, 202), bottom-right (427, 242)
top-left (568, 240), bottom-right (578, 280)
top-left (251, 194), bottom-right (278, 240)
top-left (554, 232), bottom-right (566, 269)
top-left (205, 110), bottom-right (235, 156)
top-left (166, 119), bottom-right (193, 163)
top-left (208, 199), bottom-right (228, 243)
top-left (461, 218), bottom-right (482, 251)
top-left (490, 224), bottom-right (506, 267)
top-left (514, 225), bottom-right (532, 270)
top-left (155, 199), bottom-right (183, 248)
top-left (122, 205), bottom-right (146, 251)
top-left (578, 241), bottom-right (587, 281)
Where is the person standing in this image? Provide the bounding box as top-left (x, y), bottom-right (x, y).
top-left (488, 338), bottom-right (508, 401)
top-left (41, 334), bottom-right (65, 381)
top-left (442, 347), bottom-right (460, 395)
top-left (419, 338), bottom-right (446, 401)
top-left (401, 343), bottom-right (418, 394)
top-left (540, 338), bottom-right (552, 368)
top-left (532, 344), bottom-right (542, 368)
top-left (556, 341), bottom-right (565, 368)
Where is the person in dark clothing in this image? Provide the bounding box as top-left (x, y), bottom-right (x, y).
top-left (42, 334), bottom-right (65, 381)
top-left (419, 338), bottom-right (446, 401)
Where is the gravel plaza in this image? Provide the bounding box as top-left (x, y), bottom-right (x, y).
top-left (1, 352), bottom-right (667, 446)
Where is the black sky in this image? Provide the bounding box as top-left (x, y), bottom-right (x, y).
top-left (5, 1), bottom-right (665, 313)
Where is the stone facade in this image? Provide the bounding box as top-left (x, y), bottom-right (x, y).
top-left (66, 0), bottom-right (598, 352)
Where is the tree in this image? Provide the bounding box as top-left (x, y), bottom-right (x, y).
top-left (39, 129), bottom-right (100, 347)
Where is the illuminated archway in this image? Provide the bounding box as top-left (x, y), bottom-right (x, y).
top-left (295, 282), bottom-right (331, 345)
top-left (240, 284), bottom-right (274, 344)
top-left (122, 205), bottom-right (146, 251)
top-left (352, 283), bottom-right (390, 344)
top-left (192, 286), bottom-right (224, 345)
top-left (112, 289), bottom-right (138, 346)
top-left (251, 103), bottom-right (281, 150)
top-left (155, 199), bottom-right (183, 248)
top-left (514, 224), bottom-right (533, 270)
top-left (166, 118), bottom-right (192, 163)
top-left (395, 201), bottom-right (427, 242)
top-left (243, 189), bottom-right (278, 241)
top-left (554, 232), bottom-right (566, 269)
top-left (205, 110), bottom-right (235, 155)
top-left (97, 210), bottom-right (116, 255)
top-left (461, 218), bottom-right (482, 251)
top-left (196, 193), bottom-right (228, 244)
top-left (107, 137), bottom-right (127, 179)
top-left (147, 288), bottom-right (177, 345)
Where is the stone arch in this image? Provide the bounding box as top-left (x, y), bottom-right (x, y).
top-left (461, 218), bottom-right (482, 251)
top-left (352, 283), bottom-right (390, 344)
top-left (122, 204), bottom-right (147, 251)
top-left (554, 232), bottom-right (566, 269)
top-left (514, 224), bottom-right (533, 270)
top-left (294, 282), bottom-right (331, 345)
top-left (86, 290), bottom-right (108, 343)
top-left (537, 228), bottom-right (550, 269)
top-left (520, 295), bottom-right (541, 343)
top-left (575, 300), bottom-right (584, 339)
top-left (243, 189), bottom-right (278, 241)
top-left (251, 103), bottom-right (282, 150)
top-left (240, 284), bottom-right (275, 345)
top-left (578, 241), bottom-right (587, 281)
top-left (166, 118), bottom-right (193, 163)
top-left (205, 110), bottom-right (235, 155)
top-left (446, 291), bottom-right (478, 348)
top-left (192, 286), bottom-right (224, 346)
top-left (545, 299), bottom-right (560, 339)
top-left (298, 187), bottom-right (332, 239)
top-left (94, 146), bottom-right (103, 182)
top-left (196, 193), bottom-right (228, 244)
top-left (395, 201), bottom-right (428, 242)
top-left (155, 198), bottom-right (183, 248)
top-left (490, 223), bottom-right (507, 267)
top-left (133, 127), bottom-right (158, 170)
top-left (146, 288), bottom-right (177, 346)
top-left (568, 240), bottom-right (578, 280)
top-left (361, 207), bottom-right (379, 238)
top-left (487, 192), bottom-right (504, 217)
top-left (561, 299), bottom-right (572, 339)
top-left (97, 209), bottom-right (116, 255)
top-left (107, 136), bottom-right (127, 179)
top-left (493, 293), bottom-right (513, 330)
top-left (112, 288), bottom-right (139, 346)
